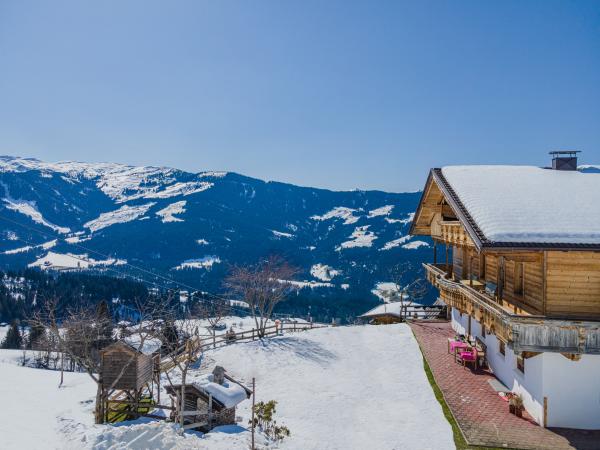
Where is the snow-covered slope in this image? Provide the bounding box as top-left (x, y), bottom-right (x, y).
top-left (0, 325), bottom-right (455, 450)
top-left (0, 156), bottom-right (432, 311)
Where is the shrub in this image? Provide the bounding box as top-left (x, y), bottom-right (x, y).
top-left (250, 400), bottom-right (291, 443)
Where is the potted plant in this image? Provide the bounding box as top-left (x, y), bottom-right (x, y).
top-left (509, 394), bottom-right (524, 417)
top-left (506, 392), bottom-right (515, 414)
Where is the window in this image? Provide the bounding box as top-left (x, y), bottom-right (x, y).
top-left (517, 355), bottom-right (525, 373)
top-left (499, 340), bottom-right (505, 356)
top-left (514, 262), bottom-right (524, 296)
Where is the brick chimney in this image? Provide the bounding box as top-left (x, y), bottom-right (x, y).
top-left (549, 151), bottom-right (580, 171)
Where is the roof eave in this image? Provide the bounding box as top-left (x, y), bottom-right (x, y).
top-left (408, 171), bottom-right (433, 237)
top-left (430, 169), bottom-right (485, 251)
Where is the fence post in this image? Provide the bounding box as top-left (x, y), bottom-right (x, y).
top-left (251, 378), bottom-right (256, 450)
top-left (293, 321), bottom-right (296, 332)
top-left (208, 393), bottom-right (213, 430)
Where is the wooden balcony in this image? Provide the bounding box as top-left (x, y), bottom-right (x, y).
top-left (424, 263), bottom-right (600, 355)
top-left (432, 221), bottom-right (475, 247)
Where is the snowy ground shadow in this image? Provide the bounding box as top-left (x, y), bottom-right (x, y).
top-left (257, 337), bottom-right (337, 365)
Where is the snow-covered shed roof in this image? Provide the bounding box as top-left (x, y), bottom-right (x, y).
top-left (193, 373), bottom-right (250, 409)
top-left (360, 301), bottom-right (438, 319)
top-left (121, 335), bottom-right (162, 355)
top-left (414, 165), bottom-right (600, 249)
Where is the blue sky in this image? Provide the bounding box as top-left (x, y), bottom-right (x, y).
top-left (0, 1), bottom-right (599, 192)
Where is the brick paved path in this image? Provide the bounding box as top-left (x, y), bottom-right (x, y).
top-left (410, 321), bottom-right (600, 450)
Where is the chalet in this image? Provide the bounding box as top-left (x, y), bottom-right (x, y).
top-left (410, 152), bottom-right (600, 430)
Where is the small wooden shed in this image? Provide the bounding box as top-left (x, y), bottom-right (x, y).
top-left (100, 340), bottom-right (159, 391)
top-left (165, 366), bottom-right (252, 432)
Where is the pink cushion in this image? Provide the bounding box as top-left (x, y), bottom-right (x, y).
top-left (459, 349), bottom-right (477, 361)
top-left (450, 341), bottom-right (468, 352)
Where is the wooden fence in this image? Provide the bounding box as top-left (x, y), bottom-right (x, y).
top-left (107, 320), bottom-right (328, 416)
top-left (160, 321), bottom-right (328, 371)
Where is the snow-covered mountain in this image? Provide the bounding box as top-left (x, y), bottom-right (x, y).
top-left (0, 156), bottom-right (430, 313)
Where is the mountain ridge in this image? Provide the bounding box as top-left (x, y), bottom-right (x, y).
top-left (0, 155), bottom-right (431, 318)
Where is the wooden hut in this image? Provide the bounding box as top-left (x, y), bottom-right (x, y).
top-left (166, 366), bottom-right (252, 432)
top-left (100, 340), bottom-right (159, 391)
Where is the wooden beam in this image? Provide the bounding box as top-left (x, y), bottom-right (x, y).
top-left (183, 421), bottom-right (208, 430)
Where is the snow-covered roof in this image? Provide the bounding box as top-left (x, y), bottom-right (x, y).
top-left (440, 165), bottom-right (600, 245)
top-left (360, 301), bottom-right (429, 318)
top-left (122, 335), bottom-right (162, 355)
top-left (193, 373), bottom-right (249, 408)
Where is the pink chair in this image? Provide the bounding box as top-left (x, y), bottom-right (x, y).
top-left (458, 347), bottom-right (478, 369)
top-left (450, 341), bottom-right (469, 353)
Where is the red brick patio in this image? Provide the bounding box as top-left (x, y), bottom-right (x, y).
top-left (410, 321), bottom-right (600, 450)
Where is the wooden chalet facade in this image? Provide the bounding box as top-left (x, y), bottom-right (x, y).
top-left (411, 155), bottom-right (600, 429)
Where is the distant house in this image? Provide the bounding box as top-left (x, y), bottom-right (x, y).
top-left (166, 366), bottom-right (252, 432)
top-left (360, 301), bottom-right (443, 324)
top-left (410, 151), bottom-right (600, 429)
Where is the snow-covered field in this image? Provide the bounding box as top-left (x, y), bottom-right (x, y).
top-left (0, 325), bottom-right (454, 450)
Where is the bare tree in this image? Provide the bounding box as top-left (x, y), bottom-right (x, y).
top-left (30, 296), bottom-right (171, 423)
top-left (387, 263), bottom-right (429, 320)
top-left (158, 306), bottom-right (205, 428)
top-left (224, 255), bottom-right (298, 337)
top-left (194, 297), bottom-right (230, 330)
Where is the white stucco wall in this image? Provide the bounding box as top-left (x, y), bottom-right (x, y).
top-left (541, 353), bottom-right (600, 429)
top-left (450, 307), bottom-right (600, 429)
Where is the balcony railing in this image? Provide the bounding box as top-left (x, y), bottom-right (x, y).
top-left (423, 263), bottom-right (600, 355)
top-left (438, 221), bottom-right (474, 247)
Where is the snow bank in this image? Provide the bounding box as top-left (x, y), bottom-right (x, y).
top-left (385, 212), bottom-right (415, 225)
top-left (28, 251), bottom-right (127, 270)
top-left (156, 201), bottom-right (187, 223)
top-left (2, 197), bottom-right (70, 234)
top-left (310, 206), bottom-right (360, 225)
top-left (84, 203), bottom-right (155, 232)
top-left (371, 282), bottom-right (405, 302)
top-left (310, 263), bottom-right (340, 281)
top-left (3, 239), bottom-right (57, 255)
top-left (368, 205), bottom-right (394, 217)
top-left (271, 229), bottom-right (294, 239)
top-left (173, 256), bottom-right (221, 270)
top-left (442, 165), bottom-right (600, 243)
top-left (379, 235), bottom-right (411, 251)
top-left (280, 279), bottom-right (335, 289)
top-left (144, 181), bottom-right (213, 199)
top-left (402, 240), bottom-right (429, 249)
top-left (336, 225), bottom-right (377, 250)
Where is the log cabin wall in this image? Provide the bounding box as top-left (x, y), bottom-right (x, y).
top-left (485, 256), bottom-right (498, 284)
top-left (136, 354), bottom-right (153, 390)
top-left (499, 255), bottom-right (544, 315)
top-left (452, 245), bottom-right (463, 279)
top-left (545, 251), bottom-right (600, 317)
top-left (101, 348), bottom-right (139, 390)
